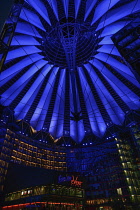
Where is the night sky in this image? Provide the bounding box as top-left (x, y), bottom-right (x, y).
top-left (0, 0), bottom-right (14, 32)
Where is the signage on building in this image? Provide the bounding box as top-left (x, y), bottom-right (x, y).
top-left (58, 175), bottom-right (71, 183)
top-left (58, 175), bottom-right (82, 187)
top-left (71, 176), bottom-right (82, 187)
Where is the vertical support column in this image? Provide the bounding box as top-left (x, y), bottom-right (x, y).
top-left (0, 0), bottom-right (24, 71)
top-left (70, 70), bottom-right (78, 113)
top-left (59, 23), bottom-right (80, 114)
top-left (63, 38), bottom-right (78, 113)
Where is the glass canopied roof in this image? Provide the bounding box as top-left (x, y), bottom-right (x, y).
top-left (0, 0), bottom-right (140, 143)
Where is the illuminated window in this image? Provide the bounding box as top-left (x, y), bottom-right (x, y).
top-left (117, 188), bottom-right (122, 195)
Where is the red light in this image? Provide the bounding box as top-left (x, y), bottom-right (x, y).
top-left (2, 201), bottom-right (79, 209)
top-left (71, 176), bottom-right (82, 187)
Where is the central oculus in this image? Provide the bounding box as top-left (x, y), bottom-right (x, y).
top-left (43, 20), bottom-right (98, 69)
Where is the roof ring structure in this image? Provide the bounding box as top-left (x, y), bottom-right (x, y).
top-left (44, 17), bottom-right (98, 68)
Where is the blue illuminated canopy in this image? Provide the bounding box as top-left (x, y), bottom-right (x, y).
top-left (0, 0), bottom-right (140, 143)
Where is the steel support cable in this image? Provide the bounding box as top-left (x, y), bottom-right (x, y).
top-left (14, 1), bottom-right (131, 121)
top-left (82, 0), bottom-right (139, 96)
top-left (85, 11), bottom-right (140, 118)
top-left (0, 1), bottom-right (24, 71)
top-left (80, 0), bottom-right (139, 117)
top-left (20, 5), bottom-right (86, 120)
top-left (6, 5), bottom-right (72, 113)
top-left (1, 93), bottom-right (138, 122)
top-left (21, 7), bottom-right (70, 109)
top-left (89, 59), bottom-right (140, 111)
top-left (81, 0), bottom-right (113, 96)
top-left (78, 0), bottom-right (116, 127)
top-left (1, 5), bottom-right (74, 117)
top-left (66, 0), bottom-right (115, 128)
